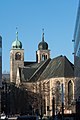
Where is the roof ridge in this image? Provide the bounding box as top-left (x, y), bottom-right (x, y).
top-left (64, 56), bottom-right (74, 66)
top-left (52, 55), bottom-right (63, 60)
top-left (29, 58), bottom-right (51, 81)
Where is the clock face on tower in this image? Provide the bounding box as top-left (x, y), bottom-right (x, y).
top-left (15, 52), bottom-right (21, 60)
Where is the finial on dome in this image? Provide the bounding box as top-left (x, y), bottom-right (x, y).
top-left (16, 27), bottom-right (18, 41)
top-left (11, 28), bottom-right (22, 49)
top-left (38, 29), bottom-right (48, 50)
top-left (42, 28), bottom-right (44, 42)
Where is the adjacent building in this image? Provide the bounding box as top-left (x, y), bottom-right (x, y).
top-left (0, 36), bottom-right (2, 117)
top-left (74, 1), bottom-right (80, 101)
top-left (0, 36), bottom-right (2, 87)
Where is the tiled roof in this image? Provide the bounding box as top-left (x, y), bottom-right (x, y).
top-left (38, 55), bottom-right (74, 81)
top-left (20, 67), bottom-right (37, 81)
top-left (24, 61), bottom-right (37, 66)
top-left (20, 59), bottom-right (51, 82)
top-left (20, 55), bottom-right (74, 82)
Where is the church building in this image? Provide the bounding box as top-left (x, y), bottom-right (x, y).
top-left (10, 30), bottom-right (74, 117)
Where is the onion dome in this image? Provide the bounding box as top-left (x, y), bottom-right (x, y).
top-left (12, 31), bottom-right (22, 49)
top-left (38, 29), bottom-right (48, 50)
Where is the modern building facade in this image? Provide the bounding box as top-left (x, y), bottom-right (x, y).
top-left (0, 35), bottom-right (2, 117)
top-left (74, 1), bottom-right (80, 100)
top-left (0, 36), bottom-right (2, 87)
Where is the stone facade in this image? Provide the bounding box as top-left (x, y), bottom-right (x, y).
top-left (9, 31), bottom-right (74, 117)
top-left (34, 77), bottom-right (75, 117)
top-left (10, 49), bottom-right (24, 83)
top-left (36, 50), bottom-right (50, 63)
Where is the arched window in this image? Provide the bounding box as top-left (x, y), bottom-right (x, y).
top-left (41, 54), bottom-right (48, 61)
top-left (56, 81), bottom-right (61, 94)
top-left (46, 55), bottom-right (47, 59)
top-left (68, 80), bottom-right (73, 104)
top-left (42, 54), bottom-right (45, 61)
top-left (15, 52), bottom-right (21, 60)
top-left (56, 81), bottom-right (61, 112)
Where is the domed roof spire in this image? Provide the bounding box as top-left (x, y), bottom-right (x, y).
top-left (16, 27), bottom-right (18, 41)
top-left (42, 28), bottom-right (44, 42)
top-left (12, 28), bottom-right (22, 49)
top-left (38, 29), bottom-right (48, 50)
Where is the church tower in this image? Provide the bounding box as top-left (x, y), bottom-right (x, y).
top-left (36, 29), bottom-right (50, 63)
top-left (10, 31), bottom-right (24, 83)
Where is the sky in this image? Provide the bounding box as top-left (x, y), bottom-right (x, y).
top-left (0, 0), bottom-right (79, 73)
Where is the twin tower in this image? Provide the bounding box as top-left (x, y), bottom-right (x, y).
top-left (10, 30), bottom-right (50, 83)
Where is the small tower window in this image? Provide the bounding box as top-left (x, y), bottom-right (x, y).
top-left (46, 55), bottom-right (47, 59)
top-left (15, 52), bottom-right (21, 60)
top-left (42, 55), bottom-right (45, 61)
top-left (42, 54), bottom-right (48, 61)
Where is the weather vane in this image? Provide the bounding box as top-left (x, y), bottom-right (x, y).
top-left (42, 28), bottom-right (44, 33)
top-left (16, 27), bottom-right (18, 40)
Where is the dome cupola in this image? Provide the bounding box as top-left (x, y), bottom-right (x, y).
top-left (12, 31), bottom-right (22, 49)
top-left (38, 29), bottom-right (48, 50)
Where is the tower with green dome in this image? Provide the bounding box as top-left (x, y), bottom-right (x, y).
top-left (12, 31), bottom-right (22, 49)
top-left (10, 31), bottom-right (24, 83)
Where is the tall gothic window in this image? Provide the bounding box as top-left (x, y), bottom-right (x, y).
top-left (56, 81), bottom-right (61, 113)
top-left (68, 80), bottom-right (73, 105)
top-left (15, 52), bottom-right (21, 60)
